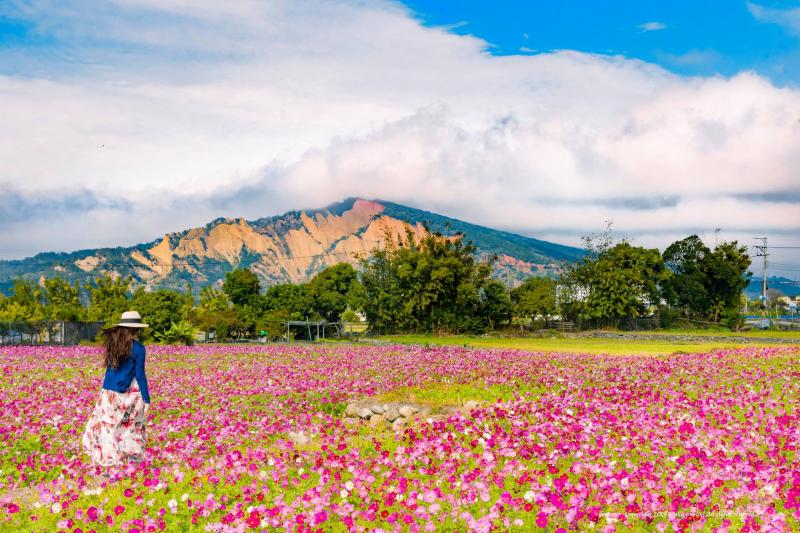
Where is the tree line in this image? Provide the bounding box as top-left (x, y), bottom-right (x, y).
top-left (0, 226), bottom-right (753, 341)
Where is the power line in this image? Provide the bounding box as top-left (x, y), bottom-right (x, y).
top-left (753, 237), bottom-right (769, 314)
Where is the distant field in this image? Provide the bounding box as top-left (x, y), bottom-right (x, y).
top-left (376, 332), bottom-right (799, 355)
top-left (617, 328), bottom-right (800, 339)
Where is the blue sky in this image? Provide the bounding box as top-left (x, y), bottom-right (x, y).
top-left (0, 0), bottom-right (798, 273)
top-left (405, 0), bottom-right (800, 83)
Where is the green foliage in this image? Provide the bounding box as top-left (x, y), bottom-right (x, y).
top-left (360, 227), bottom-right (510, 333)
top-left (562, 238), bottom-right (668, 328)
top-left (223, 268), bottom-right (262, 307)
top-left (477, 279), bottom-right (513, 330)
top-left (131, 288), bottom-right (193, 339)
top-left (511, 276), bottom-right (557, 327)
top-left (0, 299), bottom-right (30, 322)
top-left (152, 320), bottom-right (197, 345)
top-left (199, 286), bottom-right (229, 312)
top-left (703, 241), bottom-right (751, 323)
top-left (85, 274), bottom-right (131, 325)
top-left (260, 309), bottom-right (290, 341)
top-left (43, 278), bottom-right (84, 321)
top-left (190, 286), bottom-right (242, 340)
top-left (263, 283), bottom-right (314, 318)
top-left (235, 303), bottom-right (265, 339)
top-left (318, 401), bottom-right (347, 417)
top-left (662, 235), bottom-right (751, 328)
top-left (308, 263), bottom-right (362, 322)
top-left (0, 226), bottom-right (754, 338)
top-left (341, 309), bottom-right (360, 322)
top-left (662, 235), bottom-right (710, 317)
top-left (0, 279), bottom-right (44, 322)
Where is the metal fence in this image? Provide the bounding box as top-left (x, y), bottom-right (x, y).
top-left (0, 321), bottom-right (105, 346)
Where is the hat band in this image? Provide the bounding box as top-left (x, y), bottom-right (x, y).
top-left (120, 317), bottom-right (143, 324)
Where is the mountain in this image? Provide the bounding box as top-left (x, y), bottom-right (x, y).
top-left (0, 198), bottom-right (584, 294)
top-left (745, 276), bottom-right (800, 298)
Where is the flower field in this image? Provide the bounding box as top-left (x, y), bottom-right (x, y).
top-left (1, 344), bottom-right (799, 532)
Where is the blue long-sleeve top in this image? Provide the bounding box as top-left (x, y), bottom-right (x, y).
top-left (102, 340), bottom-right (151, 404)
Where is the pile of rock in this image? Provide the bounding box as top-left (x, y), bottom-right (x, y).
top-left (344, 399), bottom-right (485, 430)
top-left (344, 402), bottom-right (427, 430)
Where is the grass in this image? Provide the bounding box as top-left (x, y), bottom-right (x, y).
top-left (614, 328), bottom-right (800, 339)
top-left (376, 333), bottom-right (798, 355)
top-left (376, 382), bottom-right (526, 411)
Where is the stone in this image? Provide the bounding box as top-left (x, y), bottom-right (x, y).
top-left (392, 418), bottom-right (407, 431)
top-left (288, 431), bottom-right (310, 447)
top-left (384, 407), bottom-right (401, 422)
top-left (357, 407), bottom-right (374, 419)
top-left (369, 404), bottom-right (385, 415)
top-left (344, 403), bottom-right (358, 417)
top-left (398, 405), bottom-right (419, 418)
top-left (369, 414), bottom-right (385, 427)
top-left (464, 400), bottom-right (479, 411)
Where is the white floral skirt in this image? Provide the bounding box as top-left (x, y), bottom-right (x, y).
top-left (82, 382), bottom-right (147, 467)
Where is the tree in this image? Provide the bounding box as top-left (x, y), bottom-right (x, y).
top-left (192, 307), bottom-right (242, 341)
top-left (661, 235), bottom-right (710, 318)
top-left (44, 277), bottom-right (85, 321)
top-left (131, 288), bottom-right (193, 338)
top-left (222, 269), bottom-right (262, 307)
top-left (702, 241), bottom-right (751, 324)
top-left (190, 286), bottom-right (242, 341)
top-left (0, 278), bottom-right (46, 322)
top-left (360, 226), bottom-right (506, 333)
top-left (661, 236), bottom-right (751, 328)
top-left (564, 240), bottom-right (668, 328)
top-left (511, 277), bottom-right (557, 328)
top-left (477, 279), bottom-right (513, 331)
top-left (85, 275), bottom-right (131, 325)
top-left (766, 289), bottom-right (785, 311)
top-left (263, 283), bottom-right (314, 318)
top-left (308, 263), bottom-right (362, 322)
top-left (199, 286), bottom-right (230, 313)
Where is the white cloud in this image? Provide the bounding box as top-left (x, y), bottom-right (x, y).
top-left (748, 2), bottom-right (800, 35)
top-left (638, 21), bottom-right (667, 32)
top-left (0, 0), bottom-right (798, 263)
top-left (658, 48), bottom-right (722, 67)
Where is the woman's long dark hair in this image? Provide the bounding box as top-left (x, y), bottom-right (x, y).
top-left (101, 327), bottom-right (137, 369)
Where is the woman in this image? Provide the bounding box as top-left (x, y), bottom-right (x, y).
top-left (82, 311), bottom-right (151, 467)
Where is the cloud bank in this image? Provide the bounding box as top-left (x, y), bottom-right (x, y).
top-left (0, 0), bottom-right (798, 269)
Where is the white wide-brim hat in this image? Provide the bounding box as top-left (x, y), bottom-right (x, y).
top-left (116, 311), bottom-right (149, 328)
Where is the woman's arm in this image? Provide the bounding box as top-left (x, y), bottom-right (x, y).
top-left (134, 343), bottom-right (152, 404)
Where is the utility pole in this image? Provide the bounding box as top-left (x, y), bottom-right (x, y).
top-left (753, 237), bottom-right (769, 315)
